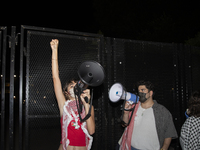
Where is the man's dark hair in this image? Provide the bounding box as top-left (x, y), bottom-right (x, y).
top-left (137, 80), bottom-right (154, 92)
top-left (188, 90), bottom-right (200, 117)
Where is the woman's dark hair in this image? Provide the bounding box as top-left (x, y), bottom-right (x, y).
top-left (137, 80), bottom-right (154, 92)
top-left (188, 90), bottom-right (200, 117)
top-left (63, 78), bottom-right (78, 100)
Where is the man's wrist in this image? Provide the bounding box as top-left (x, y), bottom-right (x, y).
top-left (123, 111), bottom-right (129, 115)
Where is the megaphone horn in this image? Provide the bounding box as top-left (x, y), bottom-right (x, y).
top-left (78, 61), bottom-right (105, 87)
top-left (109, 83), bottom-right (139, 104)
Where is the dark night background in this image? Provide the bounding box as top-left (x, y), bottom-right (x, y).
top-left (1, 0), bottom-right (200, 45)
top-left (1, 0), bottom-right (200, 150)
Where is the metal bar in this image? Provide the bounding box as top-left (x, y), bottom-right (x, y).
top-left (21, 25), bottom-right (101, 38)
top-left (9, 26), bottom-right (16, 150)
top-left (179, 44), bottom-right (186, 125)
top-left (0, 30), bottom-right (2, 150)
top-left (0, 26), bottom-right (7, 150)
top-left (173, 44), bottom-right (181, 149)
top-left (28, 115), bottom-right (60, 118)
top-left (26, 30), bottom-right (98, 41)
top-left (25, 30), bottom-right (31, 150)
top-left (185, 45), bottom-right (192, 101)
top-left (0, 31), bottom-right (2, 59)
top-left (19, 26), bottom-right (24, 150)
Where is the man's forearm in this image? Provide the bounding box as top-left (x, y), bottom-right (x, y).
top-left (122, 112), bottom-right (129, 124)
top-left (161, 138), bottom-right (171, 150)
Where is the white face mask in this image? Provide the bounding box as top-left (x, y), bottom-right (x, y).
top-left (68, 88), bottom-right (75, 98)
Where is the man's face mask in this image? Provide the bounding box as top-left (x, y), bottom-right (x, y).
top-left (138, 92), bottom-right (148, 103)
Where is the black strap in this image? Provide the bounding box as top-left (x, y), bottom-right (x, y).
top-left (74, 86), bottom-right (93, 122)
top-left (121, 94), bottom-right (138, 126)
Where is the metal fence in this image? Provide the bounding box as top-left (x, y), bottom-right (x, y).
top-left (1, 25), bottom-right (200, 150)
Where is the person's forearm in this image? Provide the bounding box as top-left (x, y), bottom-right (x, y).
top-left (161, 138), bottom-right (171, 150)
top-left (50, 39), bottom-right (65, 116)
top-left (85, 105), bottom-right (95, 135)
top-left (122, 112), bottom-right (129, 124)
top-left (122, 102), bottom-right (132, 125)
top-left (52, 49), bottom-right (59, 79)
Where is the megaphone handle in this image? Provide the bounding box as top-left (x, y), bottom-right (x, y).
top-left (84, 97), bottom-right (89, 103)
top-left (79, 89), bottom-right (93, 122)
top-left (80, 96), bottom-right (92, 122)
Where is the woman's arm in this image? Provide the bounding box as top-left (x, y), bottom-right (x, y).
top-left (50, 39), bottom-right (66, 116)
top-left (80, 89), bottom-right (95, 135)
top-left (85, 105), bottom-right (95, 135)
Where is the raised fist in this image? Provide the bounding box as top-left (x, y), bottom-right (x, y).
top-left (50, 39), bottom-right (59, 51)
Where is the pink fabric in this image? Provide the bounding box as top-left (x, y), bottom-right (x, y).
top-left (120, 102), bottom-right (140, 150)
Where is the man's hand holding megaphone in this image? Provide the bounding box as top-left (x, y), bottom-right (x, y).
top-left (124, 101), bottom-right (132, 113)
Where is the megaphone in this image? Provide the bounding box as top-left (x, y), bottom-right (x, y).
top-left (109, 83), bottom-right (139, 104)
top-left (77, 61), bottom-right (105, 88)
top-left (74, 61), bottom-right (105, 122)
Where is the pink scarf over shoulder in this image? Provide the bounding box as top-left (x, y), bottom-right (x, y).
top-left (120, 102), bottom-right (140, 150)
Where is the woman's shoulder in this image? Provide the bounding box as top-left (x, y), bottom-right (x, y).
top-left (186, 116), bottom-right (200, 122)
top-left (182, 116), bottom-right (200, 130)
